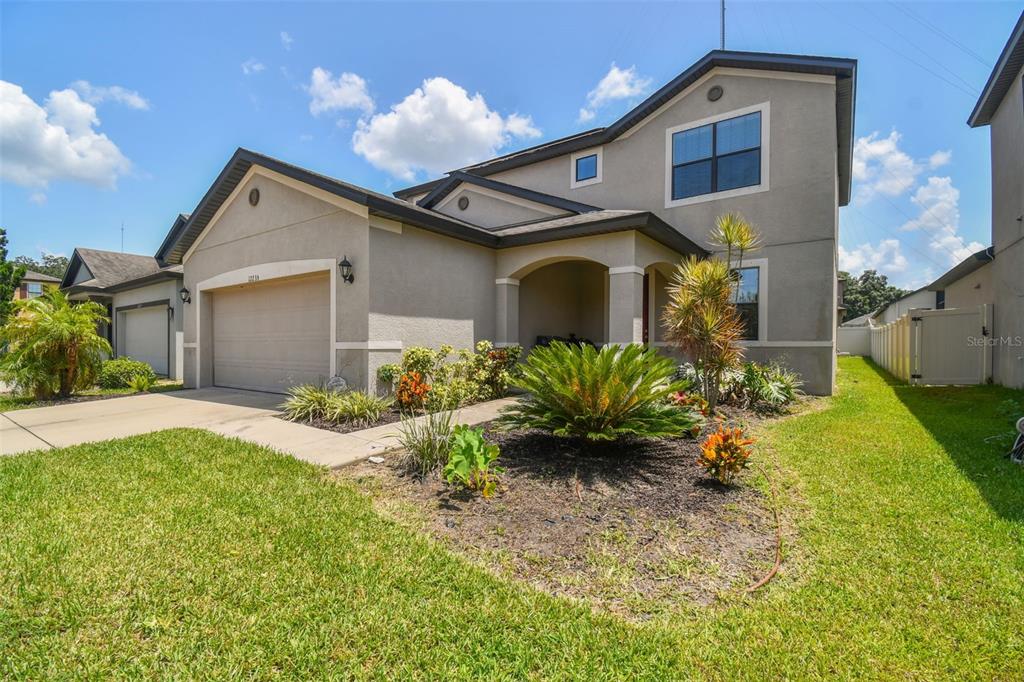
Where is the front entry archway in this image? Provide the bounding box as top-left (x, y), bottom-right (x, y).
top-left (518, 259), bottom-right (607, 350)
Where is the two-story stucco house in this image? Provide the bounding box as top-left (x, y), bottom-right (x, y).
top-left (968, 12), bottom-right (1024, 389)
top-left (136, 49), bottom-right (857, 396)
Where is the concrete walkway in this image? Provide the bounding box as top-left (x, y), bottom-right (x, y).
top-left (0, 388), bottom-right (517, 468)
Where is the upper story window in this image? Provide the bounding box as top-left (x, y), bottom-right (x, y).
top-left (665, 102), bottom-right (769, 208)
top-left (570, 147), bottom-right (602, 188)
top-left (575, 154), bottom-right (598, 182)
top-left (672, 111), bottom-right (761, 200)
top-left (26, 282), bottom-right (43, 299)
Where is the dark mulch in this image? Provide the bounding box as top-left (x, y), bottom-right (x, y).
top-left (280, 409), bottom-right (403, 435)
top-left (338, 417), bottom-right (778, 620)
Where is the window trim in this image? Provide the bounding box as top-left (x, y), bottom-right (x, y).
top-left (570, 146), bottom-right (603, 188)
top-left (730, 257), bottom-right (768, 344)
top-left (664, 102), bottom-right (770, 208)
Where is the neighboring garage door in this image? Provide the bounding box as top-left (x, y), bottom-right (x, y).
top-left (212, 272), bottom-right (330, 393)
top-left (121, 305), bottom-right (169, 375)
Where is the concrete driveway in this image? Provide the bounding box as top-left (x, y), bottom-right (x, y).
top-left (1, 388), bottom-right (516, 468)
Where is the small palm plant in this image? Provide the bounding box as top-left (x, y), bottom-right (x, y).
top-left (662, 257), bottom-right (744, 413)
top-left (498, 341), bottom-right (698, 441)
top-left (708, 212), bottom-right (761, 303)
top-left (0, 290), bottom-right (111, 399)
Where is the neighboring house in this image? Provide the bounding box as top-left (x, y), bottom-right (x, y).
top-left (60, 239), bottom-right (186, 380)
top-left (13, 270), bottom-right (60, 300)
top-left (871, 288), bottom-right (938, 326)
top-left (839, 313), bottom-right (872, 328)
top-left (148, 50), bottom-right (855, 396)
top-left (969, 12), bottom-right (1024, 389)
top-left (926, 246), bottom-right (995, 310)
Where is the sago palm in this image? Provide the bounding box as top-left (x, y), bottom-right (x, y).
top-left (0, 290), bottom-right (111, 398)
top-left (498, 341), bottom-right (698, 441)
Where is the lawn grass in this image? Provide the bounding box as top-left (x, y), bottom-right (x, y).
top-left (1, 357), bottom-right (1022, 678)
top-left (0, 380), bottom-right (183, 412)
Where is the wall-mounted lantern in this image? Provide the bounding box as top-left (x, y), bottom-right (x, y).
top-left (338, 256), bottom-right (355, 284)
top-left (179, 286), bottom-right (191, 304)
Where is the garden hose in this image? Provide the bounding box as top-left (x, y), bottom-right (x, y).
top-left (746, 462), bottom-right (782, 593)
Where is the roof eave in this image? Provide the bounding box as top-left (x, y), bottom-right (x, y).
top-left (968, 11), bottom-right (1024, 127)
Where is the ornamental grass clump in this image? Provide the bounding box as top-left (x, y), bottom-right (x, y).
top-left (498, 341), bottom-right (699, 441)
top-left (699, 426), bottom-right (754, 485)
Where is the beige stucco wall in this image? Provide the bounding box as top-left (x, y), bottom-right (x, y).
top-left (433, 186), bottom-right (565, 228)
top-left (367, 222), bottom-right (496, 392)
top-left (483, 69), bottom-right (840, 394)
top-left (111, 279), bottom-right (183, 379)
top-left (182, 170), bottom-right (370, 389)
top-left (989, 64), bottom-right (1024, 389)
top-left (943, 261), bottom-right (994, 309)
top-left (877, 289), bottom-right (937, 325)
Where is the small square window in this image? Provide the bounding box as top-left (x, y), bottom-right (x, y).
top-left (575, 154), bottom-right (598, 182)
top-left (27, 282), bottom-right (43, 298)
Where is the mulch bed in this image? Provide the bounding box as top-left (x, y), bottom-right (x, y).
top-left (338, 414), bottom-right (780, 620)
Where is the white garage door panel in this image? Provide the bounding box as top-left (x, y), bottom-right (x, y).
top-left (212, 274), bottom-right (330, 393)
top-left (122, 305), bottom-right (168, 375)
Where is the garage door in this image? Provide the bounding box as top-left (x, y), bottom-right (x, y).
top-left (212, 272), bottom-right (330, 393)
top-left (121, 305), bottom-right (168, 375)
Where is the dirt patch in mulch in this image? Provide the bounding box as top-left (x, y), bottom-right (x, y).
top-left (279, 409), bottom-right (403, 435)
top-left (337, 414), bottom-right (782, 620)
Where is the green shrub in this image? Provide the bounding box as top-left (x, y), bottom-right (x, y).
top-left (679, 360), bottom-right (802, 411)
top-left (397, 408), bottom-right (455, 477)
top-left (128, 373), bottom-right (154, 393)
top-left (443, 425), bottom-right (503, 497)
top-left (325, 391), bottom-right (393, 427)
top-left (376, 363), bottom-right (402, 390)
top-left (498, 341), bottom-right (699, 441)
top-left (280, 384), bottom-right (334, 422)
top-left (397, 341), bottom-right (522, 409)
top-left (98, 357), bottom-right (157, 389)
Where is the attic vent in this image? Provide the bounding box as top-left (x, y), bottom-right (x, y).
top-left (708, 85), bottom-right (724, 101)
top-left (457, 195), bottom-right (470, 211)
top-left (249, 188), bottom-right (260, 206)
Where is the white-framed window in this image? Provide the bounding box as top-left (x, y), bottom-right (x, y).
top-left (732, 257), bottom-right (767, 343)
top-left (26, 282), bottom-right (43, 298)
top-left (664, 102), bottom-right (770, 208)
top-left (570, 147), bottom-right (602, 188)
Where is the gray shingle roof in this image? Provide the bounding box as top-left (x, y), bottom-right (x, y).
top-left (62, 248), bottom-right (183, 292)
top-left (22, 270), bottom-right (61, 283)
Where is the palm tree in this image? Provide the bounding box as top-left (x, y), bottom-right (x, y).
top-left (662, 256), bottom-right (744, 412)
top-left (708, 212), bottom-right (761, 304)
top-left (0, 290), bottom-right (111, 398)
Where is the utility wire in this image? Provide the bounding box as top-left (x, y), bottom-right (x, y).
top-left (887, 1), bottom-right (993, 68)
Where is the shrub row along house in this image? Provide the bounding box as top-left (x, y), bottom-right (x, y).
top-left (61, 49), bottom-right (857, 396)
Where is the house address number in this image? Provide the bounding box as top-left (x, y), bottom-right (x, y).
top-left (248, 274), bottom-right (260, 283)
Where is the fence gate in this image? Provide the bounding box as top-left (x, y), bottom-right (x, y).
top-left (871, 304), bottom-right (993, 385)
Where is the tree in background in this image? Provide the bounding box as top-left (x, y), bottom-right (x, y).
top-left (12, 253), bottom-right (70, 280)
top-left (840, 270), bottom-right (910, 321)
top-left (0, 228), bottom-right (27, 325)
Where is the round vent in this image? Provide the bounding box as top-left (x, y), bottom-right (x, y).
top-left (248, 188), bottom-right (260, 206)
top-left (457, 195), bottom-right (470, 210)
top-left (707, 85), bottom-right (724, 102)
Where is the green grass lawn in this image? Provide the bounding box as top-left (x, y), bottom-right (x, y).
top-left (0, 380), bottom-right (184, 412)
top-left (1, 357), bottom-right (1021, 679)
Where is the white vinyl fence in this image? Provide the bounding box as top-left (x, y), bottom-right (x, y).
top-left (838, 326), bottom-right (871, 356)
top-left (870, 304), bottom-right (993, 385)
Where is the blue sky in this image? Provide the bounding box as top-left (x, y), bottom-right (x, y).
top-left (1, 1), bottom-right (1020, 288)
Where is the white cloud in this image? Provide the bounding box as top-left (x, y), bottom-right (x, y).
top-left (839, 239), bottom-right (909, 275)
top-left (307, 67), bottom-right (374, 116)
top-left (241, 58), bottom-right (266, 76)
top-left (928, 150), bottom-right (951, 169)
top-left (280, 31), bottom-right (293, 50)
top-left (69, 80), bottom-right (150, 110)
top-left (29, 191), bottom-right (47, 205)
top-left (578, 63), bottom-right (651, 123)
top-left (901, 176), bottom-right (983, 265)
top-left (352, 76), bottom-right (542, 181)
top-left (0, 80), bottom-right (131, 189)
top-left (852, 130), bottom-right (921, 200)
